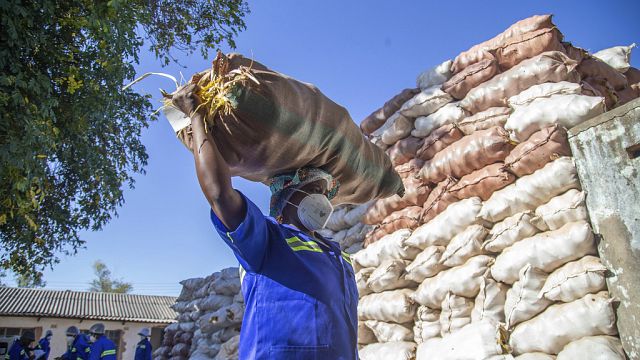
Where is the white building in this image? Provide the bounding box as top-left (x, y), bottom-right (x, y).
top-left (0, 286), bottom-right (177, 360)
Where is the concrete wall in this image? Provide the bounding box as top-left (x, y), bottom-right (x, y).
top-left (0, 316), bottom-right (168, 360)
top-left (568, 98), bottom-right (640, 360)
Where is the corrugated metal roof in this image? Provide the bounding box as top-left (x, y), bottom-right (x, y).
top-left (0, 287), bottom-right (178, 324)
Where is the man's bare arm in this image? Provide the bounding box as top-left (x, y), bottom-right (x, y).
top-left (173, 83), bottom-right (244, 230)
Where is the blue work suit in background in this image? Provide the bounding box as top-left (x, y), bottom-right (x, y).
top-left (134, 338), bottom-right (151, 360)
top-left (6, 340), bottom-right (30, 360)
top-left (36, 337), bottom-right (50, 360)
top-left (61, 335), bottom-right (90, 360)
top-left (87, 336), bottom-right (115, 360)
top-left (211, 191), bottom-right (359, 359)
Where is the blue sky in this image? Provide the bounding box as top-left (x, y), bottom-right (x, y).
top-left (17, 0), bottom-right (639, 295)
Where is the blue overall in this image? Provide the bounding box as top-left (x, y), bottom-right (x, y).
top-left (6, 340), bottom-right (30, 360)
top-left (134, 338), bottom-right (151, 360)
top-left (210, 191), bottom-right (359, 359)
top-left (87, 336), bottom-right (115, 360)
top-left (61, 335), bottom-right (90, 360)
top-left (36, 337), bottom-right (50, 360)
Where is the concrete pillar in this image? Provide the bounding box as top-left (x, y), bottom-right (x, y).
top-left (568, 98), bottom-right (640, 360)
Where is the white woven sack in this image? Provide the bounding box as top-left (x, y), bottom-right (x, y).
top-left (356, 267), bottom-right (375, 297)
top-left (478, 157), bottom-right (581, 223)
top-left (358, 289), bottom-right (417, 323)
top-left (492, 221), bottom-right (596, 284)
top-left (504, 264), bottom-right (552, 328)
top-left (382, 113), bottom-right (414, 145)
top-left (484, 211), bottom-right (539, 253)
top-left (367, 259), bottom-right (415, 293)
top-left (460, 51), bottom-right (580, 114)
top-left (400, 86), bottom-right (453, 118)
top-left (440, 292), bottom-right (473, 336)
top-left (413, 255), bottom-right (494, 308)
top-left (370, 135), bottom-right (389, 150)
top-left (509, 292), bottom-right (618, 355)
top-left (345, 241), bottom-right (363, 254)
top-left (440, 224), bottom-right (488, 267)
top-left (415, 306), bottom-right (441, 343)
top-left (556, 336), bottom-right (626, 360)
top-left (504, 94), bottom-right (605, 141)
top-left (405, 246), bottom-right (447, 283)
top-left (487, 356), bottom-right (516, 360)
top-left (197, 294), bottom-right (234, 312)
top-left (539, 256), bottom-right (608, 303)
top-left (531, 189), bottom-right (588, 231)
top-left (371, 111), bottom-right (399, 138)
top-left (345, 202), bottom-right (374, 226)
top-left (416, 321), bottom-right (505, 360)
top-left (417, 60), bottom-right (453, 90)
top-left (412, 102), bottom-right (468, 138)
top-left (214, 335), bottom-right (239, 360)
top-left (365, 320), bottom-right (414, 342)
top-left (417, 305), bottom-right (440, 322)
top-left (413, 320), bottom-right (441, 344)
top-left (354, 229), bottom-right (418, 268)
top-left (592, 43), bottom-right (636, 73)
top-left (472, 277), bottom-right (507, 324)
top-left (359, 342), bottom-right (417, 360)
top-left (340, 223), bottom-right (373, 249)
top-left (507, 81), bottom-right (582, 108)
top-left (325, 206), bottom-right (350, 231)
top-left (514, 354), bottom-right (556, 360)
top-left (358, 321), bottom-right (378, 345)
top-left (406, 197), bottom-right (483, 249)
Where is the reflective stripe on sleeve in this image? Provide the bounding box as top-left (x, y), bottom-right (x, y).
top-left (286, 237), bottom-right (323, 253)
top-left (341, 251), bottom-right (353, 266)
top-left (101, 350), bottom-right (116, 357)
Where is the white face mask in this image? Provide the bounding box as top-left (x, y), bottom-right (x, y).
top-left (140, 335), bottom-right (147, 341)
top-left (286, 189), bottom-right (333, 231)
top-left (89, 335), bottom-right (97, 343)
top-left (66, 336), bottom-right (74, 344)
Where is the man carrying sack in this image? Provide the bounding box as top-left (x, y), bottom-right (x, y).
top-left (172, 81), bottom-right (359, 359)
top-left (166, 53), bottom-right (405, 359)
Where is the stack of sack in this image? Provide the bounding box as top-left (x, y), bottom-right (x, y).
top-left (353, 14), bottom-right (635, 360)
top-left (318, 202), bottom-right (373, 253)
top-left (153, 268), bottom-right (243, 360)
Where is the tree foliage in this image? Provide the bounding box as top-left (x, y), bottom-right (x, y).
top-left (16, 272), bottom-right (47, 288)
top-left (0, 0), bottom-right (249, 280)
top-left (88, 260), bottom-right (132, 293)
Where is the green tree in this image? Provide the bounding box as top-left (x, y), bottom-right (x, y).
top-left (15, 272), bottom-right (47, 288)
top-left (0, 1), bottom-right (249, 279)
top-left (89, 260), bottom-right (132, 293)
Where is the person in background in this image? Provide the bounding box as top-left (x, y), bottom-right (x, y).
top-left (34, 331), bottom-right (52, 360)
top-left (171, 83), bottom-right (358, 359)
top-left (133, 329), bottom-right (151, 360)
top-left (6, 331), bottom-right (35, 360)
top-left (56, 326), bottom-right (90, 360)
top-left (87, 324), bottom-right (115, 360)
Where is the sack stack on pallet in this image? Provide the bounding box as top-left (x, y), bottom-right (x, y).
top-left (153, 268), bottom-right (244, 360)
top-left (353, 14), bottom-right (637, 360)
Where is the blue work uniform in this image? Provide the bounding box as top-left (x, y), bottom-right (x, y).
top-left (87, 336), bottom-right (115, 360)
top-left (61, 335), bottom-right (90, 360)
top-left (36, 337), bottom-right (50, 360)
top-left (6, 340), bottom-right (30, 360)
top-left (210, 191), bottom-right (359, 359)
top-left (133, 338), bottom-right (151, 360)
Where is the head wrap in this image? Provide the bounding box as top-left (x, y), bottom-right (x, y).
top-left (269, 167), bottom-right (339, 220)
